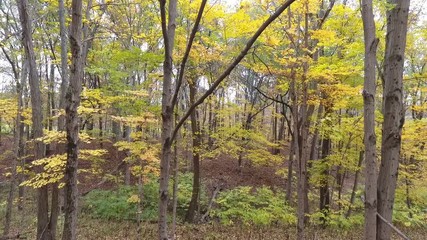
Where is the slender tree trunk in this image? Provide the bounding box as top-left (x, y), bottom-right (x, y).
top-left (17, 59), bottom-right (28, 213)
top-left (48, 62), bottom-right (60, 239)
top-left (136, 175), bottom-right (144, 240)
top-left (52, 2), bottom-right (69, 237)
top-left (319, 134), bottom-right (331, 225)
top-left (3, 75), bottom-right (23, 237)
top-left (158, 0), bottom-right (177, 238)
top-left (124, 126), bottom-right (131, 185)
top-left (361, 0), bottom-right (379, 238)
top-left (346, 150), bottom-right (364, 218)
top-left (291, 75), bottom-right (304, 240)
top-left (185, 80), bottom-right (202, 223)
top-left (286, 138), bottom-right (294, 203)
top-left (62, 0), bottom-right (84, 239)
top-left (16, 1), bottom-right (49, 239)
top-left (171, 135), bottom-right (179, 239)
top-left (377, 1), bottom-right (410, 239)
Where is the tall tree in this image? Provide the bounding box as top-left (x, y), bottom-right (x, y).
top-left (16, 0), bottom-right (49, 239)
top-left (158, 0), bottom-right (178, 238)
top-left (361, 0), bottom-right (378, 238)
top-left (62, 0), bottom-right (84, 239)
top-left (377, 0), bottom-right (410, 239)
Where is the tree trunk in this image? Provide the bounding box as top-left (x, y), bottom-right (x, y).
top-left (292, 75), bottom-right (304, 240)
top-left (17, 59), bottom-right (28, 213)
top-left (124, 126), bottom-right (131, 185)
top-left (171, 135), bottom-right (179, 240)
top-left (185, 80), bottom-right (202, 223)
top-left (48, 62), bottom-right (60, 239)
top-left (16, 1), bottom-right (49, 239)
top-left (361, 0), bottom-right (379, 238)
top-left (286, 137), bottom-right (294, 203)
top-left (346, 150), bottom-right (364, 218)
top-left (3, 72), bottom-right (23, 237)
top-left (377, 1), bottom-right (410, 239)
top-left (136, 175), bottom-right (144, 240)
top-left (319, 135), bottom-right (331, 225)
top-left (158, 0), bottom-right (177, 238)
top-left (62, 0), bottom-right (84, 239)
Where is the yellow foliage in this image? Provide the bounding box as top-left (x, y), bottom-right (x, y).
top-left (127, 194), bottom-right (140, 204)
top-left (0, 98), bottom-right (18, 124)
top-left (20, 149), bottom-right (107, 188)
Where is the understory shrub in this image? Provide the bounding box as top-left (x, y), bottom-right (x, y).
top-left (82, 180), bottom-right (158, 221)
top-left (82, 173), bottom-right (207, 222)
top-left (213, 186), bottom-right (296, 226)
top-left (393, 187), bottom-right (427, 227)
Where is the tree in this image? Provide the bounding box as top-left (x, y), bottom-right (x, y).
top-left (361, 0), bottom-right (378, 238)
top-left (377, 0), bottom-right (410, 239)
top-left (16, 0), bottom-right (50, 239)
top-left (62, 0), bottom-right (84, 239)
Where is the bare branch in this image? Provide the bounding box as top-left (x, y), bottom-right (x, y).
top-left (171, 0), bottom-right (298, 142)
top-left (171, 0), bottom-right (208, 108)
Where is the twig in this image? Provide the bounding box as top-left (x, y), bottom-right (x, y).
top-left (376, 213), bottom-right (411, 240)
top-left (200, 185), bottom-right (221, 223)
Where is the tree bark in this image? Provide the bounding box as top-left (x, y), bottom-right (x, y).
top-left (286, 137), bottom-right (294, 203)
top-left (158, 0), bottom-right (177, 239)
top-left (16, 1), bottom-right (49, 239)
top-left (361, 0), bottom-right (379, 238)
top-left (377, 1), bottom-right (410, 239)
top-left (3, 66), bottom-right (23, 238)
top-left (319, 134), bottom-right (331, 225)
top-left (346, 150), bottom-right (364, 218)
top-left (62, 0), bottom-right (84, 239)
top-left (185, 79), bottom-right (202, 223)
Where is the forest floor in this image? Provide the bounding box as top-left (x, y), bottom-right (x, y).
top-left (1, 208), bottom-right (426, 239)
top-left (1, 136), bottom-right (427, 239)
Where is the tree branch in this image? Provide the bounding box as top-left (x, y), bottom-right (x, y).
top-left (171, 0), bottom-right (208, 108)
top-left (254, 86), bottom-right (292, 110)
top-left (171, 0), bottom-right (297, 142)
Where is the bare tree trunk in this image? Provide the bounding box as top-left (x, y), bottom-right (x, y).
top-left (16, 1), bottom-right (49, 239)
top-left (171, 136), bottom-right (179, 240)
top-left (346, 150), bottom-right (364, 218)
top-left (291, 75), bottom-right (304, 240)
top-left (136, 175), bottom-right (144, 240)
top-left (361, 0), bottom-right (379, 238)
top-left (62, 0), bottom-right (84, 239)
top-left (377, 1), bottom-right (410, 239)
top-left (17, 59), bottom-right (28, 213)
top-left (319, 134), bottom-right (331, 225)
top-left (3, 73), bottom-right (23, 237)
top-left (286, 138), bottom-right (294, 203)
top-left (158, 0), bottom-right (177, 238)
top-left (52, 2), bottom-right (69, 238)
top-left (185, 80), bottom-right (202, 223)
top-left (48, 62), bottom-right (60, 240)
top-left (124, 126), bottom-right (131, 185)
